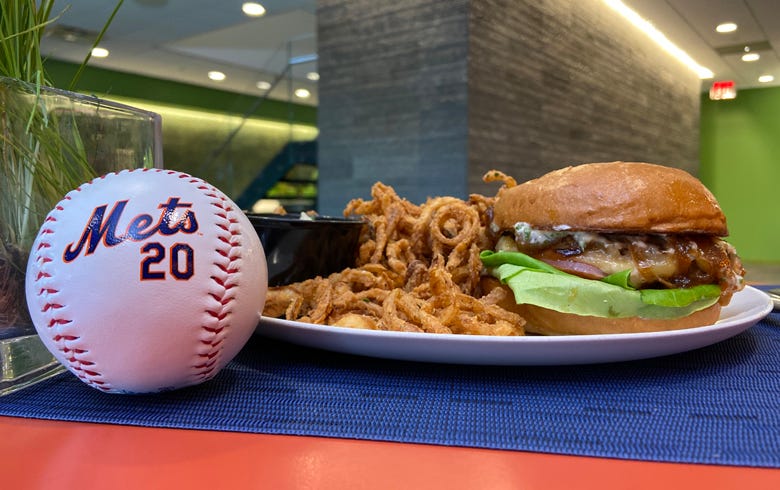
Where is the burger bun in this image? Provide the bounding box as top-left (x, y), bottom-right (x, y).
top-left (492, 161), bottom-right (728, 235)
top-left (509, 301), bottom-right (722, 335)
top-left (482, 279), bottom-right (722, 335)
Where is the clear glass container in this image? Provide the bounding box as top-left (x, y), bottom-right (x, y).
top-left (0, 76), bottom-right (163, 395)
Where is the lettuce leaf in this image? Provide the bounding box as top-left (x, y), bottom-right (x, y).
top-left (480, 250), bottom-right (720, 320)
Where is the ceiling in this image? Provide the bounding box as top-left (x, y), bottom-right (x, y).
top-left (41, 0), bottom-right (320, 105)
top-left (623, 0), bottom-right (780, 90)
top-left (39, 0), bottom-right (780, 107)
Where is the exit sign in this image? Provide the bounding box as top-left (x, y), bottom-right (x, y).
top-left (709, 80), bottom-right (736, 100)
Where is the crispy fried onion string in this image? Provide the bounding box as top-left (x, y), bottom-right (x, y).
top-left (262, 180), bottom-right (525, 335)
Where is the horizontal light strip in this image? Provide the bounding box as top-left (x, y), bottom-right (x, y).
top-left (289, 53), bottom-right (318, 65)
top-left (604, 0), bottom-right (714, 79)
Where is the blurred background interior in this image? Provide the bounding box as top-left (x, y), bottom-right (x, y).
top-left (38, 0), bottom-right (780, 281)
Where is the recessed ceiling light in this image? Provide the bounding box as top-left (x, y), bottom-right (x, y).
top-left (306, 72), bottom-right (320, 81)
top-left (242, 2), bottom-right (266, 17)
top-left (91, 47), bottom-right (109, 58)
top-left (716, 22), bottom-right (738, 33)
top-left (742, 52), bottom-right (760, 62)
top-left (603, 0), bottom-right (713, 79)
top-left (294, 88), bottom-right (311, 99)
top-left (208, 71), bottom-right (226, 81)
top-left (758, 75), bottom-right (775, 83)
top-left (256, 81), bottom-right (272, 90)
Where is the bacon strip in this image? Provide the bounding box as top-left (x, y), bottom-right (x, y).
top-left (540, 259), bottom-right (606, 280)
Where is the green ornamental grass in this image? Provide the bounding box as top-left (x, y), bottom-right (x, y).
top-left (0, 0), bottom-right (123, 327)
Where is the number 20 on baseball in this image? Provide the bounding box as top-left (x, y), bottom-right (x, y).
top-left (141, 242), bottom-right (195, 280)
top-left (64, 198), bottom-right (200, 283)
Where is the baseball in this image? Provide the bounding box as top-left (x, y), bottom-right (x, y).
top-left (25, 169), bottom-right (267, 394)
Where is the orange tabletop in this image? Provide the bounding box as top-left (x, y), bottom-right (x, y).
top-left (1, 416), bottom-right (779, 489)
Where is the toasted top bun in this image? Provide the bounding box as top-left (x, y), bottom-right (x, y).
top-left (493, 161), bottom-right (728, 235)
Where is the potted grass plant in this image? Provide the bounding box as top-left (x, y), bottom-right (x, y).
top-left (0, 0), bottom-right (162, 394)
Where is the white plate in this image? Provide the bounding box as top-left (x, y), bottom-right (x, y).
top-left (769, 289), bottom-right (780, 310)
top-left (256, 286), bottom-right (773, 365)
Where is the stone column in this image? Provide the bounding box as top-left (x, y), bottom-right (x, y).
top-left (316, 0), bottom-right (701, 214)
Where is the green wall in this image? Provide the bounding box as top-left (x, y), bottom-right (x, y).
top-left (43, 60), bottom-right (318, 203)
top-left (700, 86), bottom-right (780, 263)
top-left (44, 60), bottom-right (316, 125)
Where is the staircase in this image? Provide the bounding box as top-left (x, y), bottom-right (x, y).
top-left (235, 140), bottom-right (318, 212)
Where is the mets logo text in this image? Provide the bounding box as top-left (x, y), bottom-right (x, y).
top-left (63, 198), bottom-right (199, 281)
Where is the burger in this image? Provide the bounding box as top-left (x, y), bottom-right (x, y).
top-left (480, 161), bottom-right (745, 335)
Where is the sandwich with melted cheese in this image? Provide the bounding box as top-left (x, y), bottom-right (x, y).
top-left (480, 161), bottom-right (745, 335)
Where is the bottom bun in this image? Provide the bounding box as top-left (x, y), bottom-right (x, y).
top-left (511, 302), bottom-right (722, 335)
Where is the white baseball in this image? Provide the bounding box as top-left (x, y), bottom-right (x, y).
top-left (25, 169), bottom-right (268, 394)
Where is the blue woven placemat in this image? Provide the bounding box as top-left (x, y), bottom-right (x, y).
top-left (2, 306), bottom-right (779, 468)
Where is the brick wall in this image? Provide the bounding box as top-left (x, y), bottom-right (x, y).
top-left (468, 0), bottom-right (701, 196)
top-left (317, 0), bottom-right (470, 215)
top-left (317, 0), bottom-right (701, 213)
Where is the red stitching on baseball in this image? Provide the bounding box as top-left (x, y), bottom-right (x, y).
top-left (192, 185), bottom-right (243, 381)
top-left (47, 318), bottom-right (72, 327)
top-left (32, 177), bottom-right (112, 392)
top-left (205, 310), bottom-right (229, 320)
top-left (213, 294), bottom-right (232, 305)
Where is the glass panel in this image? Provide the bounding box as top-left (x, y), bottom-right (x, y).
top-left (0, 76), bottom-right (162, 395)
top-left (197, 36), bottom-right (320, 215)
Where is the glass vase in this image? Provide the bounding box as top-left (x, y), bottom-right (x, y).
top-left (0, 76), bottom-right (163, 395)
